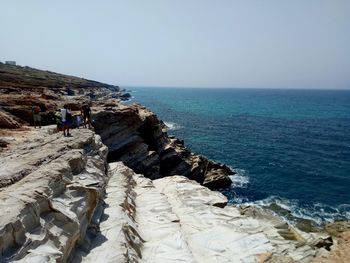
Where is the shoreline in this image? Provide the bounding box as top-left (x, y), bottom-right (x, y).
top-left (1, 64), bottom-right (349, 262)
top-left (128, 87), bottom-right (350, 226)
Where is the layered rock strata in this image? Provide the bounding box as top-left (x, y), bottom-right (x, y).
top-left (1, 128), bottom-right (347, 262)
top-left (1, 65), bottom-right (349, 262)
top-left (0, 63), bottom-right (232, 188)
top-left (92, 104), bottom-right (233, 189)
top-left (0, 128), bottom-right (108, 262)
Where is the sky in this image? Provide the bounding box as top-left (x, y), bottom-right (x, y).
top-left (1, 1), bottom-right (350, 89)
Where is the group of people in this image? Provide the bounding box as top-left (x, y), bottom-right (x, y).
top-left (32, 103), bottom-right (92, 137)
top-left (60, 104), bottom-right (92, 136)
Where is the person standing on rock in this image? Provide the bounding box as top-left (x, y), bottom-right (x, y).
top-left (61, 104), bottom-right (72, 137)
top-left (81, 103), bottom-right (92, 129)
top-left (31, 104), bottom-right (41, 128)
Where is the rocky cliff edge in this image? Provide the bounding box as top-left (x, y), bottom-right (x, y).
top-left (1, 120), bottom-right (349, 262)
top-left (1, 64), bottom-right (349, 262)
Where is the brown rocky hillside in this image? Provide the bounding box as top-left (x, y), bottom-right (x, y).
top-left (0, 62), bottom-right (129, 128)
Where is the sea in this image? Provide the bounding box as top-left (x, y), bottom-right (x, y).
top-left (128, 87), bottom-right (350, 224)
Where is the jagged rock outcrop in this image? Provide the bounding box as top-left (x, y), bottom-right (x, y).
top-left (0, 109), bottom-right (21, 129)
top-left (0, 138), bottom-right (9, 148)
top-left (0, 127), bottom-right (108, 262)
top-left (0, 124), bottom-right (347, 262)
top-left (77, 161), bottom-right (335, 263)
top-left (310, 231), bottom-right (350, 263)
top-left (1, 65), bottom-right (349, 262)
top-left (0, 63), bottom-right (231, 188)
top-left (92, 104), bottom-right (233, 189)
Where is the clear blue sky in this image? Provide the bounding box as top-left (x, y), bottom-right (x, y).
top-left (1, 1), bottom-right (349, 89)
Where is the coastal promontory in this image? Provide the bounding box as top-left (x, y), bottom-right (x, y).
top-left (0, 64), bottom-right (349, 262)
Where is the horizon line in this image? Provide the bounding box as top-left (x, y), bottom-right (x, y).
top-left (121, 85), bottom-right (350, 91)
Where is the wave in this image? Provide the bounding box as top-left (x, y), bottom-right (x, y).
top-left (124, 97), bottom-right (134, 101)
top-left (226, 168), bottom-right (349, 224)
top-left (120, 96), bottom-right (135, 104)
top-left (250, 196), bottom-right (350, 225)
top-left (229, 168), bottom-right (249, 188)
top-left (164, 122), bottom-right (183, 131)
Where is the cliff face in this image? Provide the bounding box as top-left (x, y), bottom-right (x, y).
top-left (92, 104), bottom-right (233, 189)
top-left (0, 128), bottom-right (343, 263)
top-left (1, 66), bottom-right (349, 262)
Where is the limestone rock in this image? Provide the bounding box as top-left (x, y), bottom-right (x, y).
top-left (310, 231), bottom-right (350, 263)
top-left (92, 104), bottom-right (234, 189)
top-left (0, 127), bottom-right (347, 263)
top-left (0, 138), bottom-right (9, 148)
top-left (0, 127), bottom-right (108, 262)
top-left (76, 162), bottom-right (142, 262)
top-left (1, 63), bottom-right (348, 262)
top-left (152, 176), bottom-right (331, 263)
top-left (0, 109), bottom-right (21, 129)
top-left (79, 163), bottom-right (328, 263)
top-left (324, 221), bottom-right (350, 237)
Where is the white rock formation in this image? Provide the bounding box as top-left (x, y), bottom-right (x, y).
top-left (80, 163), bottom-right (330, 263)
top-left (77, 162), bottom-right (142, 262)
top-left (0, 127), bottom-right (108, 262)
top-left (0, 127), bottom-right (338, 263)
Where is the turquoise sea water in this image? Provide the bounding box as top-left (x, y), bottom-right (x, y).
top-left (129, 87), bottom-right (350, 223)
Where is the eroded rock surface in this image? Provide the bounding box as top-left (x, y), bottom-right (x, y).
top-left (0, 126), bottom-right (348, 263)
top-left (79, 162), bottom-right (337, 263)
top-left (92, 104), bottom-right (233, 190)
top-left (75, 162), bottom-right (142, 262)
top-left (0, 127), bottom-right (108, 262)
top-left (1, 64), bottom-right (349, 262)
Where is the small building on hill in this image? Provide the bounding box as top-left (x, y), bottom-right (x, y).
top-left (5, 61), bottom-right (16, 66)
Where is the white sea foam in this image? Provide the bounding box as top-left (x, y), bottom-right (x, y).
top-left (226, 167), bottom-right (349, 224)
top-left (120, 97), bottom-right (133, 103)
top-left (229, 168), bottom-right (249, 188)
top-left (251, 196), bottom-right (350, 224)
top-left (164, 122), bottom-right (183, 131)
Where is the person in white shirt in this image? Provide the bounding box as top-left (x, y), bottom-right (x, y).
top-left (61, 104), bottom-right (72, 137)
top-left (76, 114), bottom-right (82, 128)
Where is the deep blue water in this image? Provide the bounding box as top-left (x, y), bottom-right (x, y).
top-left (129, 87), bottom-right (350, 223)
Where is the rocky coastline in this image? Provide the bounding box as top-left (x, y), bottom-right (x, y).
top-left (1, 64), bottom-right (349, 262)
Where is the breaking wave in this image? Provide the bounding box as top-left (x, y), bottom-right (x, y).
top-left (251, 196), bottom-right (350, 224)
top-left (164, 122), bottom-right (183, 131)
top-left (229, 168), bottom-right (249, 188)
top-left (226, 168), bottom-right (350, 224)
